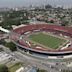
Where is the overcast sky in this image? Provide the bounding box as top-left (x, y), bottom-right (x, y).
top-left (0, 0), bottom-right (72, 8)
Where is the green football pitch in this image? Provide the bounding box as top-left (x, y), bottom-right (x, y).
top-left (29, 33), bottom-right (66, 49)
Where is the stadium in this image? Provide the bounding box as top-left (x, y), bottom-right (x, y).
top-left (10, 24), bottom-right (72, 58)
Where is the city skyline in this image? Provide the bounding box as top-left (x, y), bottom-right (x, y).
top-left (0, 0), bottom-right (72, 8)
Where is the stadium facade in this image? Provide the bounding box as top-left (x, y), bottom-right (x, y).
top-left (10, 24), bottom-right (72, 57)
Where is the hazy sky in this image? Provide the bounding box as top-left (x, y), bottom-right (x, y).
top-left (0, 0), bottom-right (72, 8)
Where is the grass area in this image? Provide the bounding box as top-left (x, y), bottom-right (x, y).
top-left (29, 33), bottom-right (66, 49)
top-left (8, 63), bottom-right (22, 72)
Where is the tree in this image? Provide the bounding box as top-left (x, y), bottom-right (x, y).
top-left (61, 20), bottom-right (69, 26)
top-left (0, 65), bottom-right (9, 72)
top-left (49, 20), bottom-right (54, 23)
top-left (5, 42), bottom-right (17, 51)
top-left (37, 69), bottom-right (47, 72)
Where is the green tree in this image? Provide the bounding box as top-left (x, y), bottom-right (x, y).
top-left (37, 69), bottom-right (47, 72)
top-left (49, 20), bottom-right (54, 23)
top-left (0, 65), bottom-right (9, 72)
top-left (5, 42), bottom-right (17, 51)
top-left (61, 20), bottom-right (69, 26)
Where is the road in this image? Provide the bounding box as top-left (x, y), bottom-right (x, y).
top-left (0, 45), bottom-right (72, 72)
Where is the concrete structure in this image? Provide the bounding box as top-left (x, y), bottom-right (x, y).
top-left (10, 24), bottom-right (72, 56)
top-left (0, 26), bottom-right (10, 33)
top-left (0, 52), bottom-right (13, 64)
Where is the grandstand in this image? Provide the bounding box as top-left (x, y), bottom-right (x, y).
top-left (10, 24), bottom-right (72, 57)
